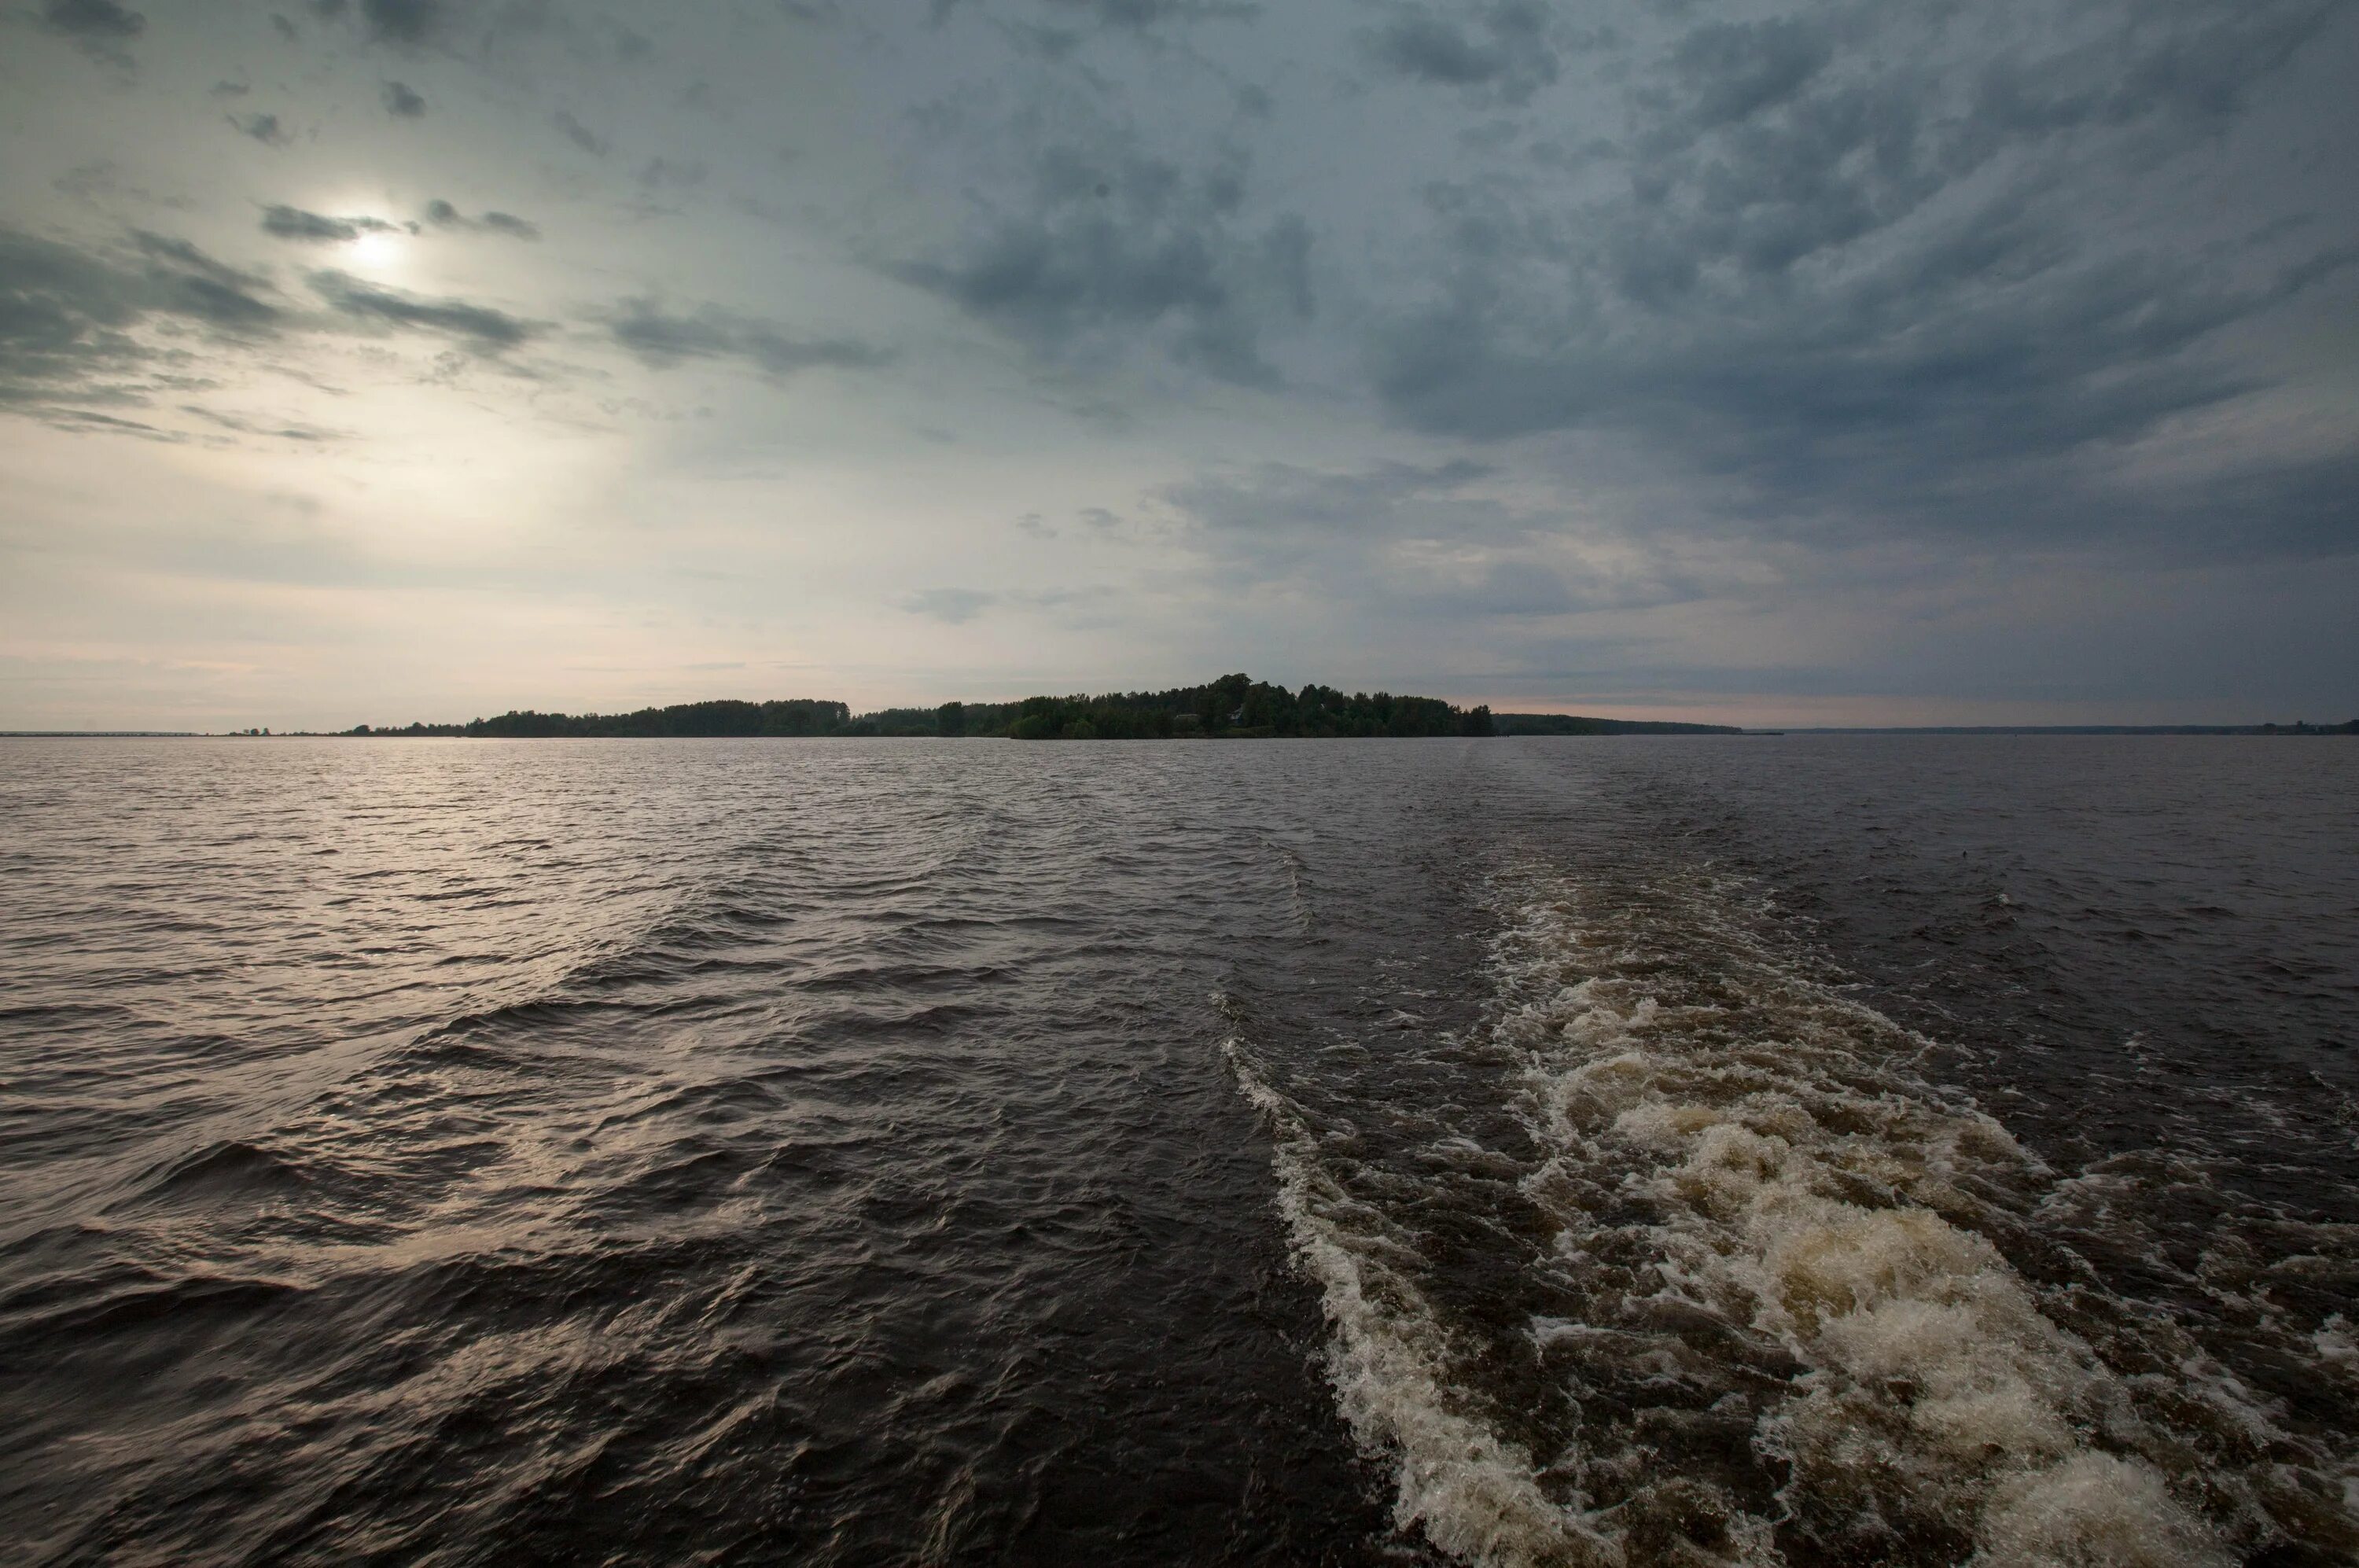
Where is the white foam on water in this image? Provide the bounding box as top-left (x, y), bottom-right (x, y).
top-left (1226, 865), bottom-right (2358, 1566)
top-left (2320, 1316), bottom-right (2357, 1371)
top-left (1491, 867), bottom-right (2359, 1565)
top-left (1226, 1036), bottom-right (1629, 1568)
top-left (1974, 1455), bottom-right (2230, 1567)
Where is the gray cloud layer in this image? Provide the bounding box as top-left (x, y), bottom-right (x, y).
top-left (0, 226), bottom-right (281, 419)
top-left (1341, 0), bottom-right (2357, 566)
top-left (2, 0), bottom-right (2352, 723)
top-left (1364, 2), bottom-right (1562, 105)
top-left (894, 133), bottom-right (1314, 386)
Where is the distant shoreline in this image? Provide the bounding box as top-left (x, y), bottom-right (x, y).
top-left (4, 674), bottom-right (2351, 741)
top-left (7, 723), bottom-right (2353, 740)
top-left (288, 678), bottom-right (1746, 741)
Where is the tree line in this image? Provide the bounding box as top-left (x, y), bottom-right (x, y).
top-left (344, 678), bottom-right (1505, 738)
top-left (981, 675), bottom-right (1492, 739)
top-left (340, 675), bottom-right (1761, 739)
top-left (349, 699), bottom-right (852, 738)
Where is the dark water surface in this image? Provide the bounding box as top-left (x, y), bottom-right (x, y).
top-left (2, 737), bottom-right (2352, 1566)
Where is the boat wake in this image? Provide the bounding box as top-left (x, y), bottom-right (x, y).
top-left (1229, 863), bottom-right (2358, 1566)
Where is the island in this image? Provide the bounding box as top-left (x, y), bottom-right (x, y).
top-left (340, 674), bottom-right (1746, 740)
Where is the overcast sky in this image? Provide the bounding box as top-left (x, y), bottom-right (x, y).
top-left (2, 0), bottom-right (2353, 729)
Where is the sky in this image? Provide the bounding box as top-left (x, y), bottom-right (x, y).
top-left (1, 0), bottom-right (2354, 731)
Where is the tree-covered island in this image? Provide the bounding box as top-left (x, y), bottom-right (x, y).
top-left (342, 674), bottom-right (1743, 739)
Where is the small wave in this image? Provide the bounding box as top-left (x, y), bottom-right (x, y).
top-left (403, 998), bottom-right (598, 1058)
top-left (127, 1139), bottom-right (315, 1203)
top-left (5, 1272), bottom-right (304, 1343)
top-left (1262, 835), bottom-right (1317, 935)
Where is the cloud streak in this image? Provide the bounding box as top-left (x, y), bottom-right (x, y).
top-left (0, 227), bottom-right (285, 416)
top-left (603, 299), bottom-right (889, 377)
top-left (423, 200), bottom-right (539, 240)
top-left (260, 205), bottom-right (403, 242)
top-left (309, 271), bottom-right (539, 351)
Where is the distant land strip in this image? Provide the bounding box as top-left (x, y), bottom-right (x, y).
top-left (15, 698), bottom-right (2351, 742)
top-left (323, 675), bottom-right (1743, 739)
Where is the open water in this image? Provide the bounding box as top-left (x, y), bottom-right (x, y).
top-left (1, 736), bottom-right (2353, 1566)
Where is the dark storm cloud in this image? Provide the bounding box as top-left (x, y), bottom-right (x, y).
top-left (1360, 0), bottom-right (2357, 559)
top-left (312, 0), bottom-right (447, 46)
top-left (381, 80), bottom-right (426, 118)
top-left (1665, 17), bottom-right (1832, 131)
top-left (423, 201), bottom-right (540, 241)
top-left (1372, 241), bottom-right (2353, 561)
top-left (309, 271), bottom-right (539, 352)
top-left (40, 0), bottom-right (144, 62)
top-left (230, 112), bottom-right (293, 147)
top-left (1364, 2), bottom-right (1559, 105)
top-left (602, 299), bottom-right (890, 377)
top-left (0, 227), bottom-right (280, 415)
top-left (361, 0), bottom-right (440, 43)
top-left (1968, 2), bottom-right (2331, 144)
top-left (259, 205), bottom-right (402, 242)
top-left (931, 0), bottom-right (1255, 29)
top-left (1041, 0), bottom-right (1255, 24)
top-left (892, 141), bottom-right (1313, 386)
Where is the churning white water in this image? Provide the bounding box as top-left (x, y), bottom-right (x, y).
top-left (1232, 860), bottom-right (2357, 1566)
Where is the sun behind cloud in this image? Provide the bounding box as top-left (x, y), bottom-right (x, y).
top-left (344, 224), bottom-right (407, 275)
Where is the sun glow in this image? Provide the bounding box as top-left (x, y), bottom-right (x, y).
top-left (347, 227), bottom-right (407, 274)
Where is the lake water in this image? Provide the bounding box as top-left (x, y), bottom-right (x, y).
top-left (2, 736), bottom-right (2353, 1566)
